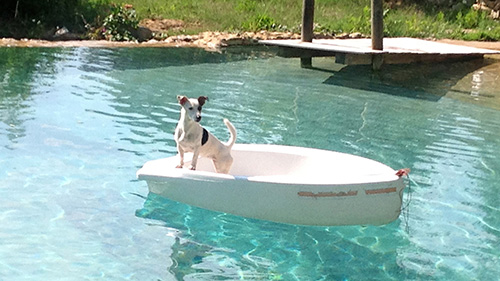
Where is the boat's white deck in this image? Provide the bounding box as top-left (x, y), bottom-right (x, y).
top-left (139, 144), bottom-right (399, 185)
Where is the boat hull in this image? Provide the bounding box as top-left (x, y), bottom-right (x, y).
top-left (137, 144), bottom-right (406, 226)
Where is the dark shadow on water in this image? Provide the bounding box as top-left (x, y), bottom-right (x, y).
top-left (0, 47), bottom-right (62, 146)
top-left (105, 46), bottom-right (278, 71)
top-left (321, 58), bottom-right (492, 101)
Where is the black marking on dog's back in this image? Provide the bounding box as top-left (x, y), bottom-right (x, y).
top-left (201, 128), bottom-right (209, 146)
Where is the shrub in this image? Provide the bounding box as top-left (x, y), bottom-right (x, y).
top-left (101, 4), bottom-right (139, 41)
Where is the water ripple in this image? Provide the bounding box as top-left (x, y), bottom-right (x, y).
top-left (1, 48), bottom-right (500, 281)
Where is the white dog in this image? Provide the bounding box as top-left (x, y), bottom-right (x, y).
top-left (174, 95), bottom-right (237, 174)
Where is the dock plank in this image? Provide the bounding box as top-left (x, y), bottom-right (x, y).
top-left (260, 37), bottom-right (499, 67)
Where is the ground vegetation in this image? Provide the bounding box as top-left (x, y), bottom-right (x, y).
top-left (1, 0), bottom-right (499, 41)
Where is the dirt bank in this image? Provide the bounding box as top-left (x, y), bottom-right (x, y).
top-left (2, 32), bottom-right (500, 52)
top-left (0, 31), bottom-right (301, 50)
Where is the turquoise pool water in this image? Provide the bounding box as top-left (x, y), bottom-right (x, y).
top-left (1, 47), bottom-right (499, 280)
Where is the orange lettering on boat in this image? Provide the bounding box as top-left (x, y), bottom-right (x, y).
top-left (298, 190), bottom-right (358, 198)
top-left (365, 187), bottom-right (397, 195)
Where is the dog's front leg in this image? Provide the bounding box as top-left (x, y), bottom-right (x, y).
top-left (176, 145), bottom-right (185, 169)
top-left (189, 147), bottom-right (200, 170)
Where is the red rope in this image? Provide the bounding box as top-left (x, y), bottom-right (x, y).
top-left (396, 168), bottom-right (410, 177)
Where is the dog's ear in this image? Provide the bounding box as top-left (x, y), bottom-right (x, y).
top-left (198, 96), bottom-right (208, 106)
top-left (177, 95), bottom-right (188, 105)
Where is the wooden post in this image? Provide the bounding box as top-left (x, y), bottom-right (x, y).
top-left (301, 0), bottom-right (315, 68)
top-left (301, 0), bottom-right (314, 42)
top-left (371, 0), bottom-right (383, 51)
top-left (372, 55), bottom-right (384, 70)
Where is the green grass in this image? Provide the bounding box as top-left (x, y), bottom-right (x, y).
top-left (109, 0), bottom-right (500, 40)
top-left (382, 4), bottom-right (500, 40)
top-left (3, 0), bottom-right (500, 40)
top-left (110, 0), bottom-right (303, 33)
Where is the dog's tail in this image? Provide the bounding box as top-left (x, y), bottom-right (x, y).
top-left (223, 118), bottom-right (237, 148)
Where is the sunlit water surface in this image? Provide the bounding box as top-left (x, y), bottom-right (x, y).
top-left (1, 47), bottom-right (499, 280)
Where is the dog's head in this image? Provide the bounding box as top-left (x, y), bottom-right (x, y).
top-left (177, 95), bottom-right (208, 122)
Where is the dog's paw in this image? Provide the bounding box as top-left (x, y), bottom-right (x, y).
top-left (189, 165), bottom-right (196, 170)
top-left (175, 164), bottom-right (183, 169)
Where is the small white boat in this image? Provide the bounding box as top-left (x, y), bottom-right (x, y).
top-left (136, 144), bottom-right (407, 226)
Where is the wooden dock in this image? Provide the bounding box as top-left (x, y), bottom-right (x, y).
top-left (282, 0), bottom-right (500, 69)
top-left (259, 37), bottom-right (500, 69)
